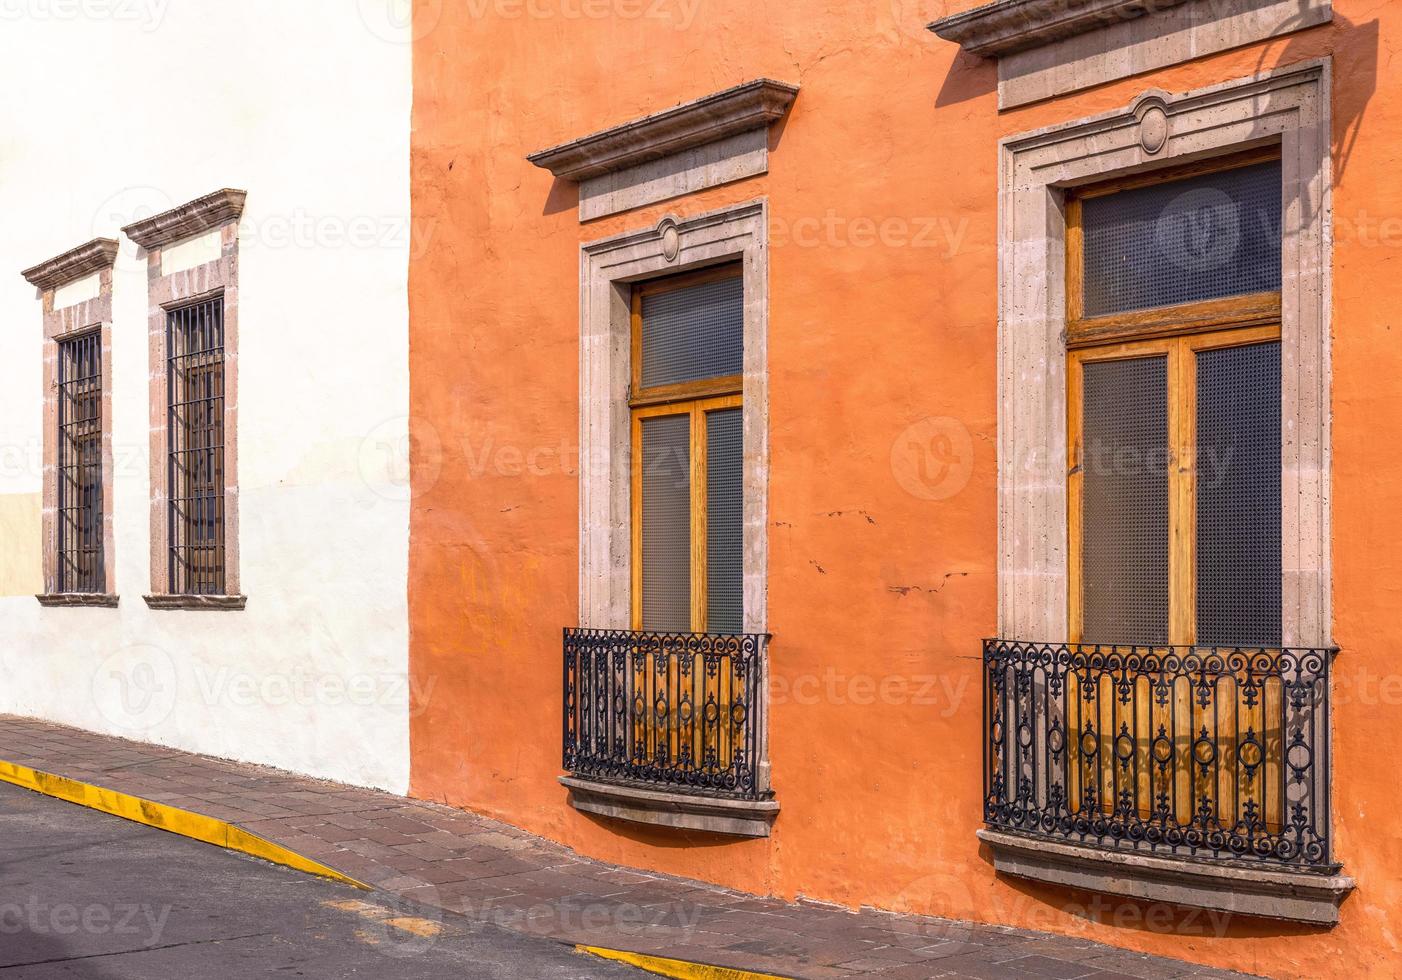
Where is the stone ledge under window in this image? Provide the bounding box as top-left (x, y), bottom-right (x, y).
top-left (143, 594), bottom-right (248, 611)
top-left (560, 776), bottom-right (779, 839)
top-left (35, 593), bottom-right (119, 609)
top-left (978, 829), bottom-right (1354, 925)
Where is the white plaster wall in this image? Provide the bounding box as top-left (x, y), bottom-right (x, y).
top-left (0, 1), bottom-right (413, 792)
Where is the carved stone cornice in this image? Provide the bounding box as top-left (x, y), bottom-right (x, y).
top-left (527, 78), bottom-right (798, 182)
top-left (121, 188), bottom-right (247, 250)
top-left (21, 238), bottom-right (119, 291)
top-left (930, 0), bottom-right (1194, 57)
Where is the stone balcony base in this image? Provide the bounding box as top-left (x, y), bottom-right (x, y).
top-left (978, 828), bottom-right (1354, 925)
top-left (560, 775), bottom-right (779, 838)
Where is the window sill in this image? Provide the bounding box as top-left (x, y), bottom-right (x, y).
top-left (977, 828), bottom-right (1354, 925)
top-left (143, 594), bottom-right (247, 611)
top-left (560, 776), bottom-right (779, 839)
top-left (35, 593), bottom-right (119, 608)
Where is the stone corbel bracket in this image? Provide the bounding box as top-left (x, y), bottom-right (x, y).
top-left (929, 0), bottom-right (1332, 109)
top-left (21, 238), bottom-right (120, 292)
top-left (122, 188), bottom-right (248, 249)
top-left (528, 78), bottom-right (798, 220)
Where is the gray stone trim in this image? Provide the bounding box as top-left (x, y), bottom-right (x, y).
top-left (528, 79), bottom-right (796, 182)
top-left (1002, 0), bottom-right (1331, 109)
top-left (35, 593), bottom-right (120, 608)
top-left (978, 829), bottom-right (1355, 925)
top-left (142, 594), bottom-right (248, 611)
top-left (578, 128), bottom-right (769, 222)
top-left (930, 0), bottom-right (1194, 57)
top-left (560, 776), bottom-right (779, 838)
top-left (997, 60), bottom-right (1332, 649)
top-left (121, 189), bottom-right (248, 250)
top-left (21, 238), bottom-right (119, 291)
top-left (929, 0), bottom-right (1332, 111)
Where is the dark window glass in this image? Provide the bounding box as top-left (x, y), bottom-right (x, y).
top-left (705, 408), bottom-right (744, 634)
top-left (1081, 356), bottom-right (1170, 645)
top-left (1196, 342), bottom-right (1281, 646)
top-left (641, 275), bottom-right (742, 389)
top-left (1082, 160), bottom-right (1281, 317)
top-left (640, 414), bottom-right (690, 632)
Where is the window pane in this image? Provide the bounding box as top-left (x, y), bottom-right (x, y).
top-left (57, 332), bottom-right (103, 594)
top-left (1082, 160), bottom-right (1281, 317)
top-left (1081, 356), bottom-right (1170, 645)
top-left (1196, 342), bottom-right (1281, 647)
top-left (168, 297), bottom-right (226, 596)
top-left (641, 414), bottom-right (691, 632)
top-left (641, 274), bottom-right (743, 389)
top-left (706, 408), bottom-right (743, 634)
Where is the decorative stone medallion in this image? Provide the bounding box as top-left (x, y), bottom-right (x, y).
top-left (1139, 104), bottom-right (1169, 154)
top-left (658, 218), bottom-right (681, 262)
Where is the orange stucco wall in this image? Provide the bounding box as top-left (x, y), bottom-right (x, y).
top-left (408, 2), bottom-right (1402, 976)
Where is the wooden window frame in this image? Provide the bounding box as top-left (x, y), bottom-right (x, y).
top-left (1067, 325), bottom-right (1281, 646)
top-left (1064, 147), bottom-right (1282, 350)
top-left (628, 264), bottom-right (744, 633)
top-left (1067, 153), bottom-right (1286, 647)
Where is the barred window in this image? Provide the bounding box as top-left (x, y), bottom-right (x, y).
top-left (631, 266), bottom-right (744, 634)
top-left (56, 332), bottom-right (104, 594)
top-left (167, 297), bottom-right (226, 596)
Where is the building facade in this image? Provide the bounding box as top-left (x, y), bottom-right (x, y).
top-left (407, 1), bottom-right (1399, 977)
top-left (0, 2), bottom-right (414, 792)
top-left (0, 0), bottom-right (1398, 976)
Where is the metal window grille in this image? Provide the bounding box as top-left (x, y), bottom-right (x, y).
top-left (167, 297), bottom-right (226, 596)
top-left (57, 332), bottom-right (104, 593)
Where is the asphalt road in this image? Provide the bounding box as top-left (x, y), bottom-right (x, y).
top-left (0, 781), bottom-right (645, 979)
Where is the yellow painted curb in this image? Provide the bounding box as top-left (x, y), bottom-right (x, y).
top-left (0, 759), bottom-right (369, 890)
top-left (577, 945), bottom-right (795, 980)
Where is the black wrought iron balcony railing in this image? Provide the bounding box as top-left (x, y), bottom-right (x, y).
top-left (983, 639), bottom-right (1337, 869)
top-left (563, 628), bottom-right (769, 801)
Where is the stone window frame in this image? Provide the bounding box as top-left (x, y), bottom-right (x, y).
top-left (569, 200), bottom-right (777, 836)
top-left (122, 189), bottom-right (248, 611)
top-left (996, 59), bottom-right (1329, 649)
top-left (22, 239), bottom-right (121, 608)
top-left (984, 60), bottom-right (1350, 922)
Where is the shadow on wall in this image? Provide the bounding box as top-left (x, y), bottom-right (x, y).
top-left (570, 804), bottom-right (769, 853)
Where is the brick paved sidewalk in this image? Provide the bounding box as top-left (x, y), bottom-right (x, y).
top-left (0, 715), bottom-right (1256, 980)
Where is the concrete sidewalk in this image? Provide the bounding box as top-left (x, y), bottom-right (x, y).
top-left (0, 715), bottom-right (1254, 980)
